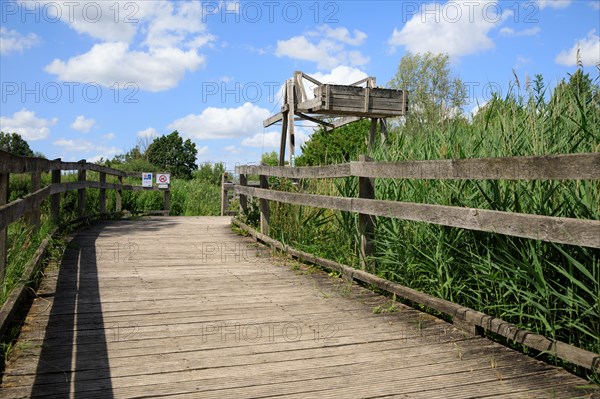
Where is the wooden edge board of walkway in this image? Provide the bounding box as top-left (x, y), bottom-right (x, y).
top-left (0, 216), bottom-right (597, 399)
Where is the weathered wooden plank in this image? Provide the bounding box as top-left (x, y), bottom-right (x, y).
top-left (232, 218), bottom-right (600, 372)
top-left (351, 152), bottom-right (600, 180)
top-left (235, 163), bottom-right (351, 179)
top-left (1, 216), bottom-right (595, 399)
top-left (234, 186), bottom-right (600, 248)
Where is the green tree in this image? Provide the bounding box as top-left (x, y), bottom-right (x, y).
top-left (146, 131), bottom-right (198, 179)
top-left (260, 151), bottom-right (280, 166)
top-left (388, 52), bottom-right (467, 132)
top-left (296, 119), bottom-right (371, 166)
top-left (194, 162), bottom-right (226, 185)
top-left (0, 132), bottom-right (34, 156)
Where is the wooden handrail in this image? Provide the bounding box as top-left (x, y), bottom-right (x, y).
top-left (0, 150), bottom-right (171, 282)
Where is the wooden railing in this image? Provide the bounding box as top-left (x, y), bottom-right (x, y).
top-left (231, 152), bottom-right (600, 372)
top-left (0, 150), bottom-right (171, 282)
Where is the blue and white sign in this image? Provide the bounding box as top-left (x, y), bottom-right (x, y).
top-left (142, 173), bottom-right (153, 188)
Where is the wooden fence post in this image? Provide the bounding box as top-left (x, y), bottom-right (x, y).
top-left (164, 189), bottom-right (170, 215)
top-left (116, 175), bottom-right (122, 212)
top-left (358, 155), bottom-right (375, 271)
top-left (0, 172), bottom-right (9, 283)
top-left (50, 166), bottom-right (61, 223)
top-left (221, 173), bottom-right (229, 216)
top-left (239, 173), bottom-right (248, 214)
top-left (99, 172), bottom-right (106, 214)
top-left (77, 161), bottom-right (86, 218)
top-left (259, 174), bottom-right (270, 235)
top-left (369, 118), bottom-right (378, 149)
top-left (30, 170), bottom-right (41, 231)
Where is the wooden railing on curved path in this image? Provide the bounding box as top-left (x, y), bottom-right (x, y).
top-left (0, 149), bottom-right (171, 283)
top-left (229, 152), bottom-right (600, 373)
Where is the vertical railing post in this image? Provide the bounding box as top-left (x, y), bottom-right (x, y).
top-left (164, 189), bottom-right (170, 215)
top-left (30, 169), bottom-right (41, 232)
top-left (358, 155), bottom-right (375, 271)
top-left (0, 172), bottom-right (9, 284)
top-left (99, 172), bottom-right (107, 214)
top-left (259, 173), bottom-right (270, 235)
top-left (77, 160), bottom-right (87, 218)
top-left (239, 173), bottom-right (248, 215)
top-left (116, 175), bottom-right (123, 212)
top-left (50, 164), bottom-right (61, 223)
top-left (220, 173), bottom-right (228, 216)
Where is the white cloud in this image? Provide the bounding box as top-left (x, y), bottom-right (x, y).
top-left (590, 1), bottom-right (600, 10)
top-left (70, 115), bottom-right (96, 133)
top-left (137, 127), bottom-right (158, 138)
top-left (45, 42), bottom-right (206, 92)
top-left (103, 133), bottom-right (116, 140)
top-left (515, 55), bottom-right (532, 69)
top-left (555, 30), bottom-right (600, 67)
top-left (53, 138), bottom-right (121, 162)
top-left (275, 25), bottom-right (369, 70)
top-left (0, 108), bottom-right (57, 141)
top-left (0, 27), bottom-right (39, 54)
top-left (39, 1), bottom-right (214, 92)
top-left (499, 27), bottom-right (540, 37)
top-left (168, 102), bottom-right (271, 139)
top-left (53, 138), bottom-right (95, 153)
top-left (536, 0), bottom-right (572, 9)
top-left (241, 132), bottom-right (280, 147)
top-left (388, 0), bottom-right (510, 59)
top-left (197, 145), bottom-right (209, 156)
top-left (24, 0), bottom-right (137, 42)
top-left (224, 145), bottom-right (243, 154)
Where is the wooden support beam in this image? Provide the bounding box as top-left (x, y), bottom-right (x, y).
top-left (99, 172), bottom-right (107, 214)
top-left (279, 111), bottom-right (288, 166)
top-left (358, 155), bottom-right (375, 271)
top-left (164, 189), bottom-right (170, 215)
top-left (369, 118), bottom-right (378, 149)
top-left (30, 170), bottom-right (41, 231)
top-left (286, 79), bottom-right (296, 166)
top-left (221, 173), bottom-right (229, 216)
top-left (0, 172), bottom-right (8, 283)
top-left (116, 176), bottom-right (123, 212)
top-left (77, 162), bottom-right (86, 218)
top-left (259, 174), bottom-right (270, 235)
top-left (239, 174), bottom-right (248, 214)
top-left (50, 167), bottom-right (61, 223)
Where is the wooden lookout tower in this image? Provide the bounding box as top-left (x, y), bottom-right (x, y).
top-left (263, 71), bottom-right (408, 166)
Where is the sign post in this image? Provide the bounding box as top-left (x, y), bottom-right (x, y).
top-left (142, 173), bottom-right (153, 188)
top-left (156, 173), bottom-right (170, 189)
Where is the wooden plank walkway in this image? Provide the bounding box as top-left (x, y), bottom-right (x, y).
top-left (1, 216), bottom-right (597, 398)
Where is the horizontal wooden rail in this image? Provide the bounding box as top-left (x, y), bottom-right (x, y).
top-left (350, 153), bottom-right (600, 180)
top-left (231, 218), bottom-right (600, 373)
top-left (235, 185), bottom-right (600, 248)
top-left (0, 150), bottom-right (128, 177)
top-left (235, 164), bottom-right (352, 179)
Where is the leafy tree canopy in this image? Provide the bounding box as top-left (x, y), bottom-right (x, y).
top-left (146, 131), bottom-right (198, 179)
top-left (0, 132), bottom-right (34, 156)
top-left (296, 119), bottom-right (371, 166)
top-left (388, 52), bottom-right (467, 132)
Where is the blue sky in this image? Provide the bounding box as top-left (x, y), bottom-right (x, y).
top-left (1, 0), bottom-right (599, 169)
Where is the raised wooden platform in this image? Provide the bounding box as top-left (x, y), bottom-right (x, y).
top-left (1, 217), bottom-right (596, 398)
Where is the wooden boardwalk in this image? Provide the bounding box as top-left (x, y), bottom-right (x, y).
top-left (0, 217), bottom-right (596, 398)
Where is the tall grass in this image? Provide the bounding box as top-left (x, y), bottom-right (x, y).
top-left (265, 72), bottom-right (600, 376)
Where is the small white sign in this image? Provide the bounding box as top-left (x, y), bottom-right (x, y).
top-left (158, 184), bottom-right (169, 189)
top-left (156, 173), bottom-right (171, 185)
top-left (142, 173), bottom-right (153, 188)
